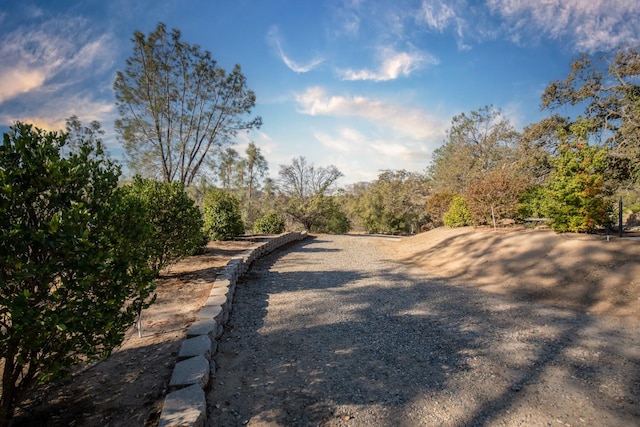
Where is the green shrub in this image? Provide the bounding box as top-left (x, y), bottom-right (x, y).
top-left (203, 188), bottom-right (244, 240)
top-left (546, 142), bottom-right (612, 232)
top-left (123, 177), bottom-right (205, 273)
top-left (0, 123), bottom-right (156, 423)
top-left (518, 186), bottom-right (550, 220)
top-left (253, 211), bottom-right (285, 234)
top-left (443, 196), bottom-right (472, 227)
top-left (312, 196), bottom-right (351, 234)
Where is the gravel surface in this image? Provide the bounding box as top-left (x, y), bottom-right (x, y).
top-left (207, 235), bottom-right (640, 427)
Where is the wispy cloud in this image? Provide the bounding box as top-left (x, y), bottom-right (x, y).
top-left (295, 86), bottom-right (446, 141)
top-left (267, 26), bottom-right (325, 73)
top-left (420, 0), bottom-right (457, 32)
top-left (0, 16), bottom-right (115, 128)
top-left (312, 125), bottom-right (434, 182)
top-left (339, 46), bottom-right (439, 82)
top-left (415, 0), bottom-right (640, 52)
top-left (488, 0), bottom-right (640, 51)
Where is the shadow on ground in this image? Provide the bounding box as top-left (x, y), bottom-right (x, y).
top-left (208, 235), bottom-right (640, 426)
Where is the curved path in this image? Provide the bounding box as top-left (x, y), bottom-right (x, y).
top-left (207, 235), bottom-right (639, 426)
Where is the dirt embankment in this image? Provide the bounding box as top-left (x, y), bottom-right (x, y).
top-left (378, 227), bottom-right (640, 323)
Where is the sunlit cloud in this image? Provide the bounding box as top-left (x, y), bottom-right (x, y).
top-left (340, 46), bottom-right (439, 82)
top-left (0, 15), bottom-right (115, 130)
top-left (1, 95), bottom-right (115, 133)
top-left (267, 26), bottom-right (325, 73)
top-left (310, 126), bottom-right (435, 183)
top-left (295, 86), bottom-right (447, 140)
top-left (0, 69), bottom-right (46, 104)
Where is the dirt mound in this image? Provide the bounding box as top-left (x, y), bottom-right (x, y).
top-left (377, 227), bottom-right (640, 322)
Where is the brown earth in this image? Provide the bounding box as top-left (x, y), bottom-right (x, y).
top-left (11, 227), bottom-right (640, 426)
top-left (376, 227), bottom-right (640, 323)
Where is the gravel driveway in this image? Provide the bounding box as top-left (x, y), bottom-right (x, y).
top-left (207, 235), bottom-right (640, 426)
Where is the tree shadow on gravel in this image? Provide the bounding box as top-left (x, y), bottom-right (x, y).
top-left (209, 236), bottom-right (640, 427)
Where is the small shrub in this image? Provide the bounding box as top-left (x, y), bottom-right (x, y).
top-left (253, 211), bottom-right (286, 234)
top-left (203, 188), bottom-right (244, 240)
top-left (443, 196), bottom-right (472, 227)
top-left (123, 177), bottom-right (205, 273)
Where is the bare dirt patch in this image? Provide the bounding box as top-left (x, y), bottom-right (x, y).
top-left (375, 227), bottom-right (640, 323)
top-left (12, 240), bottom-right (258, 427)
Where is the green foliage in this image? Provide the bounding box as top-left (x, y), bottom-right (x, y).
top-left (310, 196), bottom-right (351, 234)
top-left (518, 186), bottom-right (550, 220)
top-left (0, 123), bottom-right (155, 423)
top-left (122, 177), bottom-right (205, 273)
top-left (542, 47), bottom-right (640, 183)
top-left (203, 188), bottom-right (244, 240)
top-left (278, 157), bottom-right (346, 232)
top-left (114, 23), bottom-right (261, 185)
top-left (253, 211), bottom-right (285, 234)
top-left (545, 141), bottom-right (612, 232)
top-left (428, 105), bottom-right (520, 193)
top-left (354, 170), bottom-right (430, 234)
top-left (443, 196), bottom-right (472, 227)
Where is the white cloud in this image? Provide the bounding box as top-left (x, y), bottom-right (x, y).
top-left (488, 0), bottom-right (640, 51)
top-left (414, 0), bottom-right (640, 52)
top-left (1, 95), bottom-right (115, 133)
top-left (420, 0), bottom-right (457, 31)
top-left (267, 26), bottom-right (325, 73)
top-left (0, 68), bottom-right (46, 104)
top-left (340, 46), bottom-right (439, 82)
top-left (0, 19), bottom-right (115, 130)
top-left (294, 87), bottom-right (446, 182)
top-left (314, 127), bottom-right (365, 153)
top-left (295, 86), bottom-right (446, 140)
top-left (309, 126), bottom-right (435, 183)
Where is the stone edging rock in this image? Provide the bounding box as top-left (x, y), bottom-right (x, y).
top-left (158, 231), bottom-right (307, 427)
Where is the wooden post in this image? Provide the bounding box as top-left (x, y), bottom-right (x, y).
top-left (491, 206), bottom-right (496, 231)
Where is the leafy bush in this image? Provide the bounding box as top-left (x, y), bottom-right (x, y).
top-left (253, 211), bottom-right (285, 234)
top-left (203, 188), bottom-right (244, 240)
top-left (0, 123), bottom-right (156, 423)
top-left (443, 196), bottom-right (472, 227)
top-left (546, 142), bottom-right (612, 232)
top-left (518, 185), bottom-right (550, 220)
top-left (123, 177), bottom-right (205, 273)
top-left (311, 196), bottom-right (351, 234)
top-left (465, 169), bottom-right (528, 226)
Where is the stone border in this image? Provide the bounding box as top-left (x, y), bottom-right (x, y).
top-left (158, 231), bottom-right (307, 427)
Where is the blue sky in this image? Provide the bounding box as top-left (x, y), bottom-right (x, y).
top-left (1, 0), bottom-right (639, 184)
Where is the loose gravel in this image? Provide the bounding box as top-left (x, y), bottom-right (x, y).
top-left (207, 235), bottom-right (640, 427)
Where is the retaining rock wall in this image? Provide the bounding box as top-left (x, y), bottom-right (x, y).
top-left (158, 231), bottom-right (307, 427)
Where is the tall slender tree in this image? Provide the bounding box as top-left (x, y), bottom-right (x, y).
top-left (114, 23), bottom-right (261, 185)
